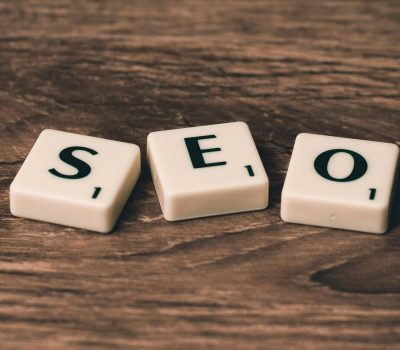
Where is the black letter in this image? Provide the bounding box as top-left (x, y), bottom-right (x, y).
top-left (184, 135), bottom-right (226, 168)
top-left (49, 146), bottom-right (98, 179)
top-left (314, 149), bottom-right (368, 182)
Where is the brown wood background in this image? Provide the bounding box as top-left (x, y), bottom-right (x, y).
top-left (0, 1), bottom-right (400, 349)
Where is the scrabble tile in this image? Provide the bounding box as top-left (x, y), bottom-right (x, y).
top-left (281, 133), bottom-right (399, 234)
top-left (10, 129), bottom-right (141, 233)
top-left (147, 121), bottom-right (269, 221)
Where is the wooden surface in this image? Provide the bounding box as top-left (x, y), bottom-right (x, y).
top-left (0, 1), bottom-right (400, 349)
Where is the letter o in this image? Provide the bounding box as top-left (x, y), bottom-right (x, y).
top-left (314, 149), bottom-right (368, 182)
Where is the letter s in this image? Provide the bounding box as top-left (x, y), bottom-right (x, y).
top-left (49, 146), bottom-right (98, 179)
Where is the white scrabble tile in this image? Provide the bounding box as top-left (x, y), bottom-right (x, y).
top-left (281, 133), bottom-right (399, 234)
top-left (147, 121), bottom-right (269, 221)
top-left (10, 129), bottom-right (141, 233)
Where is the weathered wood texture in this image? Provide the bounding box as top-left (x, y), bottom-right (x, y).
top-left (0, 1), bottom-right (399, 349)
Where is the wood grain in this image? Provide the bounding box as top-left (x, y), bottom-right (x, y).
top-left (0, 1), bottom-right (399, 349)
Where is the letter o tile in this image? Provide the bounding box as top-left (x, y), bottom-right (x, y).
top-left (281, 133), bottom-right (399, 234)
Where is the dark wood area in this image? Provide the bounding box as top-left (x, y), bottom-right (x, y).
top-left (0, 1), bottom-right (399, 349)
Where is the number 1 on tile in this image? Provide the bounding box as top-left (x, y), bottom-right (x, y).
top-left (245, 165), bottom-right (254, 177)
top-left (92, 187), bottom-right (102, 199)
